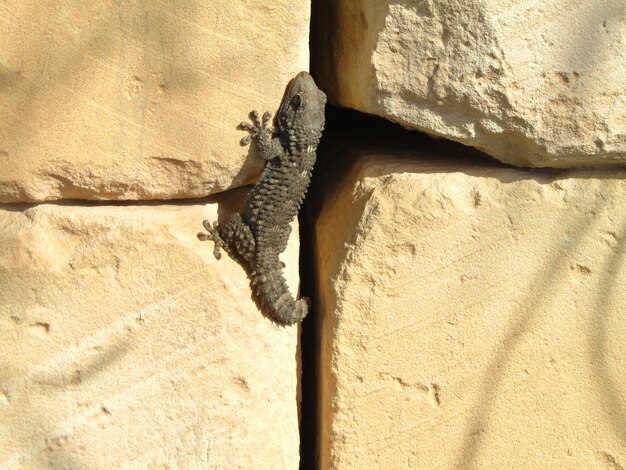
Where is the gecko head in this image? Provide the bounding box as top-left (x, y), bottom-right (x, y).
top-left (277, 71), bottom-right (327, 139)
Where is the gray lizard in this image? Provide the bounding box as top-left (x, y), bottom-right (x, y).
top-left (198, 71), bottom-right (326, 324)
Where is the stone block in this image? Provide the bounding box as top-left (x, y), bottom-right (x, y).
top-left (315, 145), bottom-right (626, 468)
top-left (0, 1), bottom-right (311, 202)
top-left (313, 0), bottom-right (626, 167)
top-left (0, 192), bottom-right (301, 468)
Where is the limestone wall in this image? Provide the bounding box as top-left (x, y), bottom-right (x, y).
top-left (1, 1), bottom-right (625, 469)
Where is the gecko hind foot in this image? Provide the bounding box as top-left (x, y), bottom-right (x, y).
top-left (197, 220), bottom-right (225, 260)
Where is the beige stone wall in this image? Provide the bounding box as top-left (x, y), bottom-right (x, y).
top-left (2, 1), bottom-right (625, 468)
top-left (0, 197), bottom-right (302, 468)
top-left (315, 143), bottom-right (626, 468)
top-left (313, 0), bottom-right (626, 168)
top-left (0, 0), bottom-right (311, 202)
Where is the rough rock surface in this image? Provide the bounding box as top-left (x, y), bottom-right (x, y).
top-left (0, 192), bottom-right (301, 468)
top-left (313, 0), bottom-right (626, 167)
top-left (315, 145), bottom-right (626, 468)
top-left (0, 1), bottom-right (311, 202)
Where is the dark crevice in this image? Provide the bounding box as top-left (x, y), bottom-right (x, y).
top-left (297, 204), bottom-right (319, 470)
top-left (298, 14), bottom-right (324, 464)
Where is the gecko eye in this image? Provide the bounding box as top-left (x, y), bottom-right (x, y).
top-left (291, 93), bottom-right (304, 108)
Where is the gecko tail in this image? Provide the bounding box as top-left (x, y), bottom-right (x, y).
top-left (252, 269), bottom-right (309, 324)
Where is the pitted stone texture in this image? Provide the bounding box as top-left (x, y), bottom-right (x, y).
top-left (0, 193), bottom-right (301, 468)
top-left (313, 1), bottom-right (626, 167)
top-left (316, 150), bottom-right (626, 468)
top-left (0, 1), bottom-right (311, 202)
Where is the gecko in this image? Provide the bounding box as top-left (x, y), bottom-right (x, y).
top-left (198, 71), bottom-right (326, 324)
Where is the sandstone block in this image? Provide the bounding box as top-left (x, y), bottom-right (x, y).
top-left (0, 1), bottom-right (311, 202)
top-left (0, 193), bottom-right (301, 468)
top-left (315, 147), bottom-right (626, 468)
top-left (313, 0), bottom-right (626, 167)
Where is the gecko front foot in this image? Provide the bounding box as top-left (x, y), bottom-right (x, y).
top-left (238, 110), bottom-right (273, 146)
top-left (197, 220), bottom-right (225, 260)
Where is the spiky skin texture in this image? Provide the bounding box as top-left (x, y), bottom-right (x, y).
top-left (198, 72), bottom-right (326, 324)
